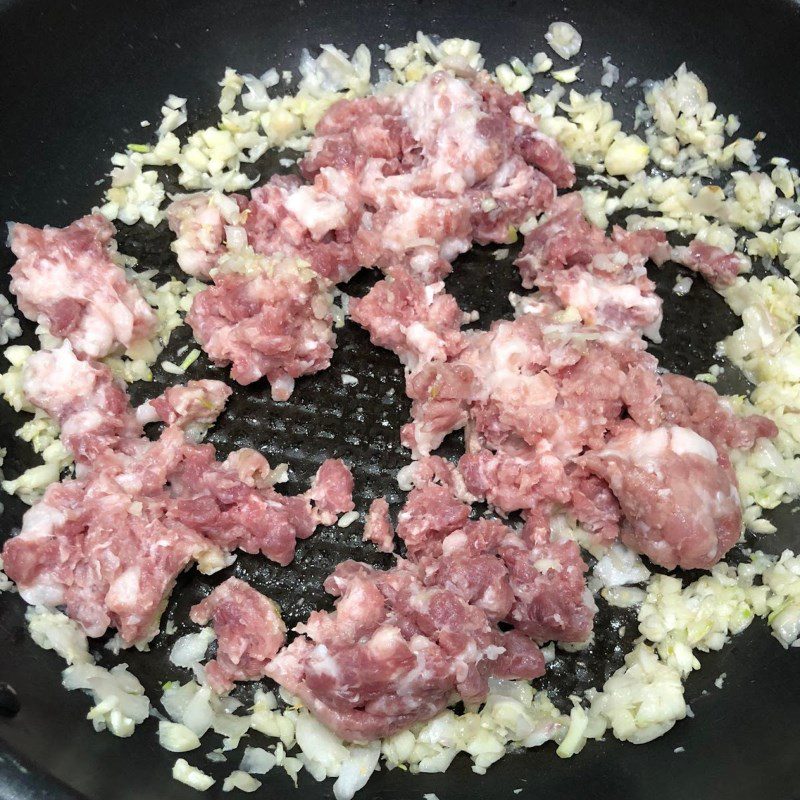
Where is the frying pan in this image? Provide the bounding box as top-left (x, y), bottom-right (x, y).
top-left (1, 0), bottom-right (799, 797)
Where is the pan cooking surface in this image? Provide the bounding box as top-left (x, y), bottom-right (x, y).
top-left (1, 1), bottom-right (800, 798)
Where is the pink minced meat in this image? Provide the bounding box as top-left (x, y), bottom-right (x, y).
top-left (302, 70), bottom-right (569, 284)
top-left (187, 255), bottom-right (336, 398)
top-left (1, 422), bottom-right (321, 642)
top-left (265, 559), bottom-right (544, 742)
top-left (166, 192), bottom-right (247, 279)
top-left (499, 519), bottom-right (595, 643)
top-left (566, 468), bottom-right (623, 544)
top-left (514, 194), bottom-right (670, 340)
top-left (245, 173), bottom-right (362, 284)
top-left (362, 498), bottom-right (394, 553)
top-left (458, 448), bottom-right (571, 515)
top-left (22, 342), bottom-right (141, 463)
top-left (306, 458), bottom-right (355, 525)
top-left (397, 489), bottom-right (596, 643)
top-left (420, 520), bottom-right (516, 622)
top-left (189, 577), bottom-right (286, 693)
top-left (349, 267), bottom-right (469, 370)
top-left (9, 214), bottom-right (157, 358)
top-left (396, 454), bottom-right (475, 502)
top-left (458, 450), bottom-right (622, 545)
top-left (3, 365), bottom-right (334, 644)
top-left (401, 361), bottom-right (476, 456)
top-left (165, 442), bottom-right (318, 566)
top-left (403, 300), bottom-right (662, 460)
top-left (671, 240), bottom-right (747, 289)
top-left (395, 483), bottom-right (472, 560)
top-left (136, 379), bottom-right (232, 440)
top-left (178, 70), bottom-right (572, 390)
top-left (1, 430), bottom-right (228, 643)
top-left (658, 372), bottom-right (777, 456)
top-left (580, 423), bottom-right (743, 570)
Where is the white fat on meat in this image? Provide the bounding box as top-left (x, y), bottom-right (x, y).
top-left (136, 380), bottom-right (232, 440)
top-left (402, 72), bottom-right (490, 191)
top-left (23, 341), bottom-right (98, 414)
top-left (600, 426), bottom-right (719, 474)
top-left (283, 186), bottom-right (350, 241)
top-left (556, 273), bottom-right (663, 341)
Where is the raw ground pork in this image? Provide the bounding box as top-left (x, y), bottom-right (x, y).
top-left (265, 475), bottom-right (591, 743)
top-left (307, 458), bottom-right (356, 525)
top-left (395, 473), bottom-right (596, 643)
top-left (349, 267), bottom-right (469, 370)
top-left (9, 214), bottom-right (157, 358)
top-left (190, 577), bottom-right (286, 693)
top-left (170, 69), bottom-right (573, 391)
top-left (580, 424), bottom-right (743, 570)
top-left (195, 85), bottom-right (779, 738)
top-left (671, 239), bottom-right (748, 289)
top-left (22, 342), bottom-right (141, 464)
top-left (166, 191), bottom-right (247, 279)
top-left (362, 497), bottom-right (394, 553)
top-left (514, 193), bottom-right (670, 341)
top-left (186, 253), bottom-right (336, 398)
top-left (300, 70), bottom-right (572, 283)
top-left (356, 191), bottom-right (775, 571)
top-left (266, 557), bottom-right (545, 742)
top-left (2, 345), bottom-right (352, 644)
top-left (136, 379), bottom-right (233, 440)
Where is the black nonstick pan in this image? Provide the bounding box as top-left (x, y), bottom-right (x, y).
top-left (1, 0), bottom-right (800, 798)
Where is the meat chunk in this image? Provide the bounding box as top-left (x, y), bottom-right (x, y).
top-left (580, 424), bottom-right (743, 569)
top-left (499, 523), bottom-right (595, 643)
top-left (166, 442), bottom-right (317, 567)
top-left (349, 267), bottom-right (468, 369)
top-left (396, 455), bottom-right (475, 501)
top-left (400, 361), bottom-right (476, 456)
top-left (458, 448), bottom-right (570, 515)
top-left (514, 194), bottom-right (670, 340)
top-left (22, 342), bottom-right (141, 462)
top-left (266, 560), bottom-right (544, 742)
top-left (9, 214), bottom-right (157, 358)
top-left (424, 520), bottom-right (516, 622)
top-left (137, 380), bottom-right (232, 440)
top-left (2, 378), bottom-right (330, 644)
top-left (2, 451), bottom-right (226, 643)
top-left (422, 517), bottom-right (595, 643)
top-left (392, 470), bottom-right (596, 643)
top-left (189, 577), bottom-right (286, 693)
top-left (672, 240), bottom-right (747, 289)
top-left (395, 483), bottom-right (472, 560)
top-left (302, 71), bottom-right (566, 283)
top-left (245, 174), bottom-right (362, 284)
top-left (301, 93), bottom-right (409, 175)
top-left (303, 86), bottom-right (472, 283)
top-left (658, 373), bottom-right (777, 457)
top-left (166, 192), bottom-right (247, 278)
top-left (307, 459), bottom-right (355, 525)
top-left (416, 304), bottom-right (660, 460)
top-left (567, 468), bottom-right (622, 544)
top-left (1, 421), bottom-right (322, 642)
top-left (187, 253), bottom-right (336, 397)
top-left (362, 498), bottom-right (394, 553)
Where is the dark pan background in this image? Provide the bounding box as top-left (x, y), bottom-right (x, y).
top-left (1, 0), bottom-right (800, 798)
